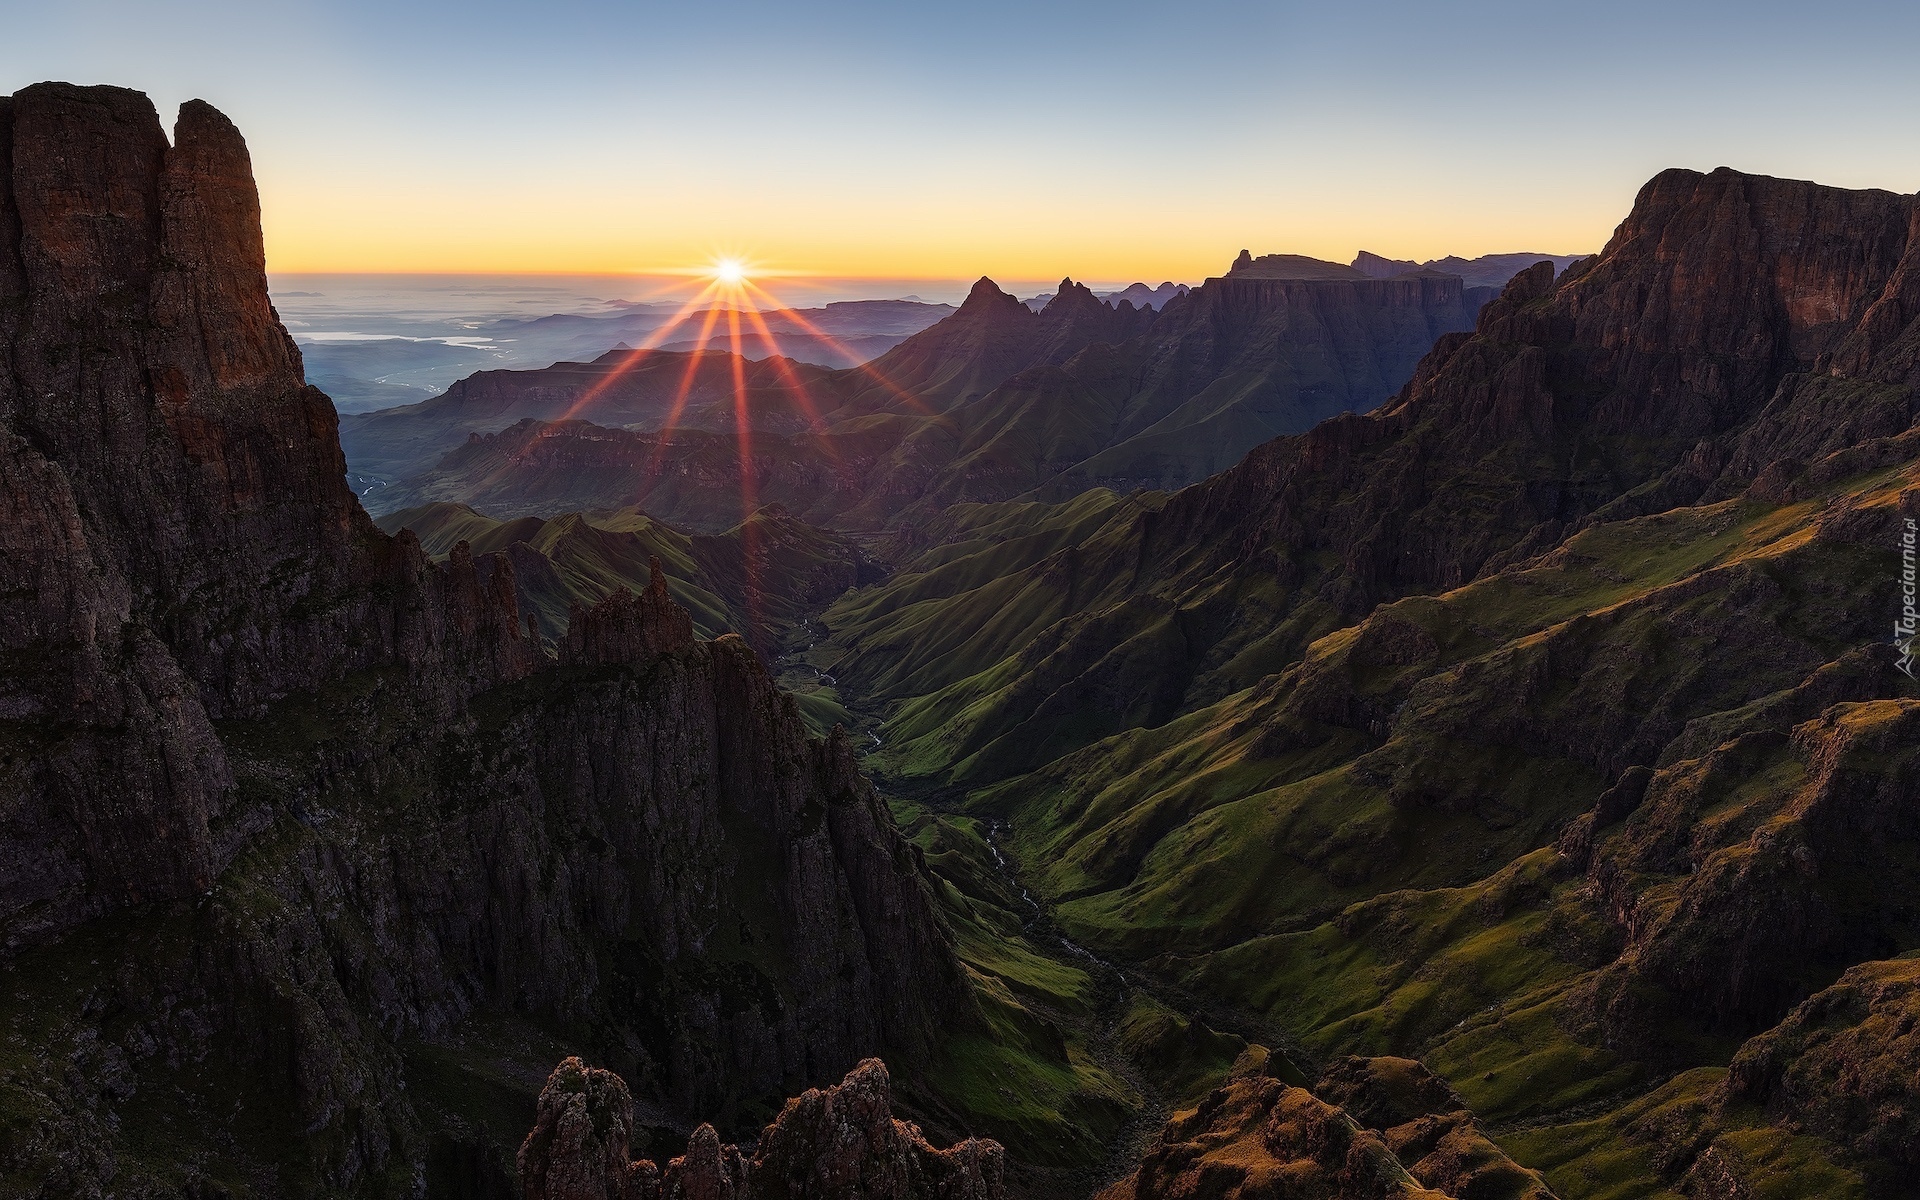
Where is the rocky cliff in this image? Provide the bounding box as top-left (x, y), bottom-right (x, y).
top-left (1015, 261), bottom-right (1488, 497)
top-left (519, 1057), bottom-right (1005, 1200)
top-left (0, 82), bottom-right (969, 1197)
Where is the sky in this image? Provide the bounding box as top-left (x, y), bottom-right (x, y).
top-left (5, 0), bottom-right (1920, 284)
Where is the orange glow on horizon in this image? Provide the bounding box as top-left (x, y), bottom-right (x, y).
top-left (254, 175), bottom-right (1619, 284)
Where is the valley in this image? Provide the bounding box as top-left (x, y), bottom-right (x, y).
top-left (387, 166), bottom-right (1920, 1198)
top-left (331, 165), bottom-right (1920, 1198)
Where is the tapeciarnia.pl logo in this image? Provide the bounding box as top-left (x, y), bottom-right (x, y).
top-left (1899, 517), bottom-right (1918, 679)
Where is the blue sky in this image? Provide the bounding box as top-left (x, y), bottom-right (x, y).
top-left (5, 0), bottom-right (1917, 279)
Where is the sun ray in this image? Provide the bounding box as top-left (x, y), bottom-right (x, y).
top-left (643, 299), bottom-right (730, 479)
top-left (742, 280), bottom-right (931, 416)
top-left (554, 278), bottom-right (722, 426)
top-left (724, 302), bottom-right (755, 517)
top-left (736, 293), bottom-right (833, 442)
top-left (723, 298), bottom-right (770, 643)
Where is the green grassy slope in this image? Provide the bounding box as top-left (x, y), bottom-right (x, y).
top-left (828, 453), bottom-right (1919, 1197)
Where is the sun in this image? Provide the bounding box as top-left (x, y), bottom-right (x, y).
top-left (712, 257), bottom-right (747, 285)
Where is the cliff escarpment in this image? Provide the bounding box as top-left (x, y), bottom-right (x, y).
top-left (0, 83), bottom-right (968, 1197)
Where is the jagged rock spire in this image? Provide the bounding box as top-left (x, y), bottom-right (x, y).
top-left (562, 556), bottom-right (696, 667)
top-left (520, 1057), bottom-right (1006, 1200)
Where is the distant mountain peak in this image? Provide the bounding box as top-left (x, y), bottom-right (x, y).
top-left (1352, 250), bottom-right (1422, 278)
top-left (1043, 277), bottom-right (1108, 316)
top-left (1099, 281), bottom-right (1191, 311)
top-left (958, 276), bottom-right (1027, 317)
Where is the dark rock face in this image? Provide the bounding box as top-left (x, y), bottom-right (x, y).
top-left (0, 83), bottom-right (969, 1195)
top-left (1314, 1058), bottom-right (1553, 1200)
top-left (520, 1057), bottom-right (1006, 1200)
top-left (2, 82), bottom-right (536, 951)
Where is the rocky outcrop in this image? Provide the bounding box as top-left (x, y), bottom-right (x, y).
top-left (1090, 1055), bottom-right (1554, 1200)
top-left (1095, 1072), bottom-right (1449, 1200)
top-left (1315, 1059), bottom-right (1554, 1200)
top-left (1723, 957), bottom-right (1920, 1173)
top-left (1587, 699), bottom-right (1920, 1047)
top-left (563, 558), bottom-right (697, 665)
top-left (520, 1057), bottom-right (1005, 1200)
top-left (0, 83), bottom-right (970, 1196)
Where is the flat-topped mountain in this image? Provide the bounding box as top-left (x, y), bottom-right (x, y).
top-left (1224, 250), bottom-right (1371, 279)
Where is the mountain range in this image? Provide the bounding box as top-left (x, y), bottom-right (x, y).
top-left (343, 257), bottom-right (1505, 529)
top-left (1023, 281), bottom-right (1190, 312)
top-left (5, 79), bottom-right (1917, 1200)
top-left (1351, 249), bottom-right (1588, 287)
